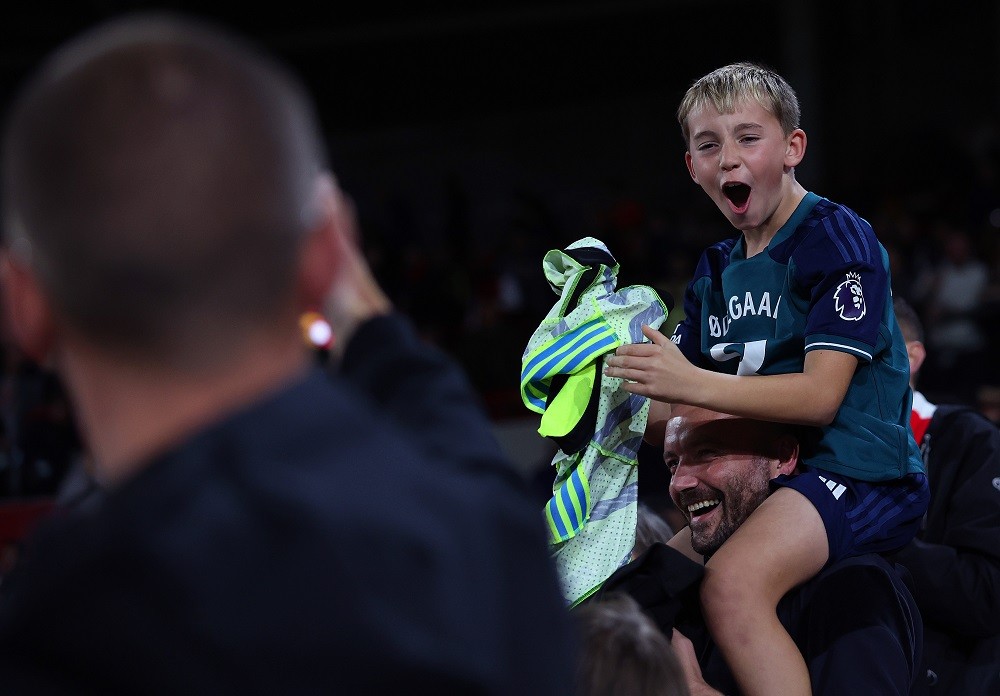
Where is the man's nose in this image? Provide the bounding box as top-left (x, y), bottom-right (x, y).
top-left (669, 466), bottom-right (699, 491)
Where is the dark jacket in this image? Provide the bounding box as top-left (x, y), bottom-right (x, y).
top-left (893, 404), bottom-right (1000, 694)
top-left (0, 315), bottom-right (576, 694)
top-left (596, 543), bottom-right (925, 695)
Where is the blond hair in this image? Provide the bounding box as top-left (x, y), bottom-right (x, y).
top-left (677, 62), bottom-right (800, 144)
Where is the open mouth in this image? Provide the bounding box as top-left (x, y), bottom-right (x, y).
top-left (723, 182), bottom-right (751, 213)
top-left (687, 498), bottom-right (721, 520)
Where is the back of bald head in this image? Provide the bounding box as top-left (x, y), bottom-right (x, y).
top-left (2, 14), bottom-right (328, 368)
top-left (893, 296), bottom-right (923, 345)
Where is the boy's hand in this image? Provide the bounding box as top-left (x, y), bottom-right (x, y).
top-left (604, 325), bottom-right (699, 403)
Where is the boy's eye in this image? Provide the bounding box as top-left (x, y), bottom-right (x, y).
top-left (739, 135), bottom-right (760, 144)
top-left (696, 142), bottom-right (718, 152)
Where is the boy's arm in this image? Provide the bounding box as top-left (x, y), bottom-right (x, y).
top-left (605, 325), bottom-right (856, 427)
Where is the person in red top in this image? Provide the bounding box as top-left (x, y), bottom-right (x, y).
top-left (893, 297), bottom-right (1000, 694)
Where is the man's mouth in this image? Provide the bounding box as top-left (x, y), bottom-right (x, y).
top-left (723, 182), bottom-right (751, 214)
top-left (687, 498), bottom-right (721, 521)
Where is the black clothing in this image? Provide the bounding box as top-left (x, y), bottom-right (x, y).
top-left (893, 404), bottom-right (1000, 694)
top-left (597, 543), bottom-right (925, 695)
top-left (0, 315), bottom-right (576, 694)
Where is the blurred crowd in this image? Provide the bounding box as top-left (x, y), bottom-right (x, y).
top-left (0, 131), bottom-right (998, 502)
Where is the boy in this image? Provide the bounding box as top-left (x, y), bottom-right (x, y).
top-left (604, 63), bottom-right (927, 696)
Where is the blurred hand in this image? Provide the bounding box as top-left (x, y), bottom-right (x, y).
top-left (672, 628), bottom-right (722, 696)
top-left (320, 179), bottom-right (391, 357)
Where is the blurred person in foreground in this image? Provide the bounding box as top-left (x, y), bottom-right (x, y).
top-left (0, 13), bottom-right (574, 693)
top-left (893, 297), bottom-right (1000, 694)
top-left (594, 404), bottom-right (925, 695)
top-left (574, 591), bottom-right (688, 696)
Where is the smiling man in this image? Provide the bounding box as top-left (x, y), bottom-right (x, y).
top-left (595, 404), bottom-right (927, 695)
top-left (664, 407), bottom-right (799, 559)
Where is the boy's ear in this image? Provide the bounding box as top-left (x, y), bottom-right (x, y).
top-left (684, 151), bottom-right (699, 183)
top-left (784, 128), bottom-right (807, 168)
top-left (0, 251), bottom-right (57, 364)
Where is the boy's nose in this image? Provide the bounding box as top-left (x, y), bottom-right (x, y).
top-left (720, 141), bottom-right (740, 170)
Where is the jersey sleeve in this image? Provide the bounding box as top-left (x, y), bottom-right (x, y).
top-left (794, 209), bottom-right (887, 363)
top-left (670, 241), bottom-right (735, 368)
top-left (669, 277), bottom-right (705, 366)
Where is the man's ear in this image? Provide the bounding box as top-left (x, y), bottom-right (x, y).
top-left (784, 128), bottom-right (807, 169)
top-left (0, 251), bottom-right (56, 364)
top-left (296, 174), bottom-right (345, 312)
top-left (774, 433), bottom-right (800, 476)
top-left (906, 340), bottom-right (926, 381)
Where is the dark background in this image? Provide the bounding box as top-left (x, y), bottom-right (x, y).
top-left (1, 1), bottom-right (997, 244)
top-left (0, 0), bottom-right (998, 500)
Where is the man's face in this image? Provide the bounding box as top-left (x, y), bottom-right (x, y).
top-left (664, 406), bottom-right (792, 556)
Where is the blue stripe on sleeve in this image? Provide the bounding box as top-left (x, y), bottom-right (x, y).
top-left (822, 217), bottom-right (852, 264)
top-left (521, 318), bottom-right (604, 378)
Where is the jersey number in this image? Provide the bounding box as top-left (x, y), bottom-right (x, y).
top-left (709, 339), bottom-right (767, 376)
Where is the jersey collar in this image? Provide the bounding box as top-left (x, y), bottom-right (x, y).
top-left (732, 191), bottom-right (821, 261)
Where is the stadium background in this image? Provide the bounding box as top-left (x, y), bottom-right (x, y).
top-left (0, 0), bottom-right (997, 510)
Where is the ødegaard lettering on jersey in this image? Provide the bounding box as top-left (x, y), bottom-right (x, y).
top-left (669, 260), bottom-right (878, 378)
top-left (669, 289), bottom-right (784, 377)
top-left (704, 290), bottom-right (782, 339)
top-left (698, 269), bottom-right (864, 342)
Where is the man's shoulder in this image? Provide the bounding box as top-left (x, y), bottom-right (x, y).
top-left (804, 553), bottom-right (913, 600)
top-left (0, 367), bottom-right (573, 692)
top-left (813, 553), bottom-right (912, 591)
top-left (785, 553), bottom-right (920, 643)
top-left (783, 554), bottom-right (924, 694)
top-left (929, 403), bottom-right (998, 437)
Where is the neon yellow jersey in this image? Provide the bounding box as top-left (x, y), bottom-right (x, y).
top-left (520, 237), bottom-right (669, 605)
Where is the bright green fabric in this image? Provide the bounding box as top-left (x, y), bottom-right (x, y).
top-left (521, 237), bottom-right (669, 604)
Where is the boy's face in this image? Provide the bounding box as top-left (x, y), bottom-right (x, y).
top-left (684, 99), bottom-right (805, 237)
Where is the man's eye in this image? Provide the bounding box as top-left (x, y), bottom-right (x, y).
top-left (665, 458), bottom-right (679, 473)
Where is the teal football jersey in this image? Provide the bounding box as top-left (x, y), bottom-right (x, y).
top-left (671, 192), bottom-right (923, 481)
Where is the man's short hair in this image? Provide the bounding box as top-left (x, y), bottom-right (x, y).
top-left (2, 14), bottom-right (327, 367)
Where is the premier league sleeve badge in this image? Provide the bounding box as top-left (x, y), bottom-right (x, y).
top-left (834, 272), bottom-right (866, 321)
